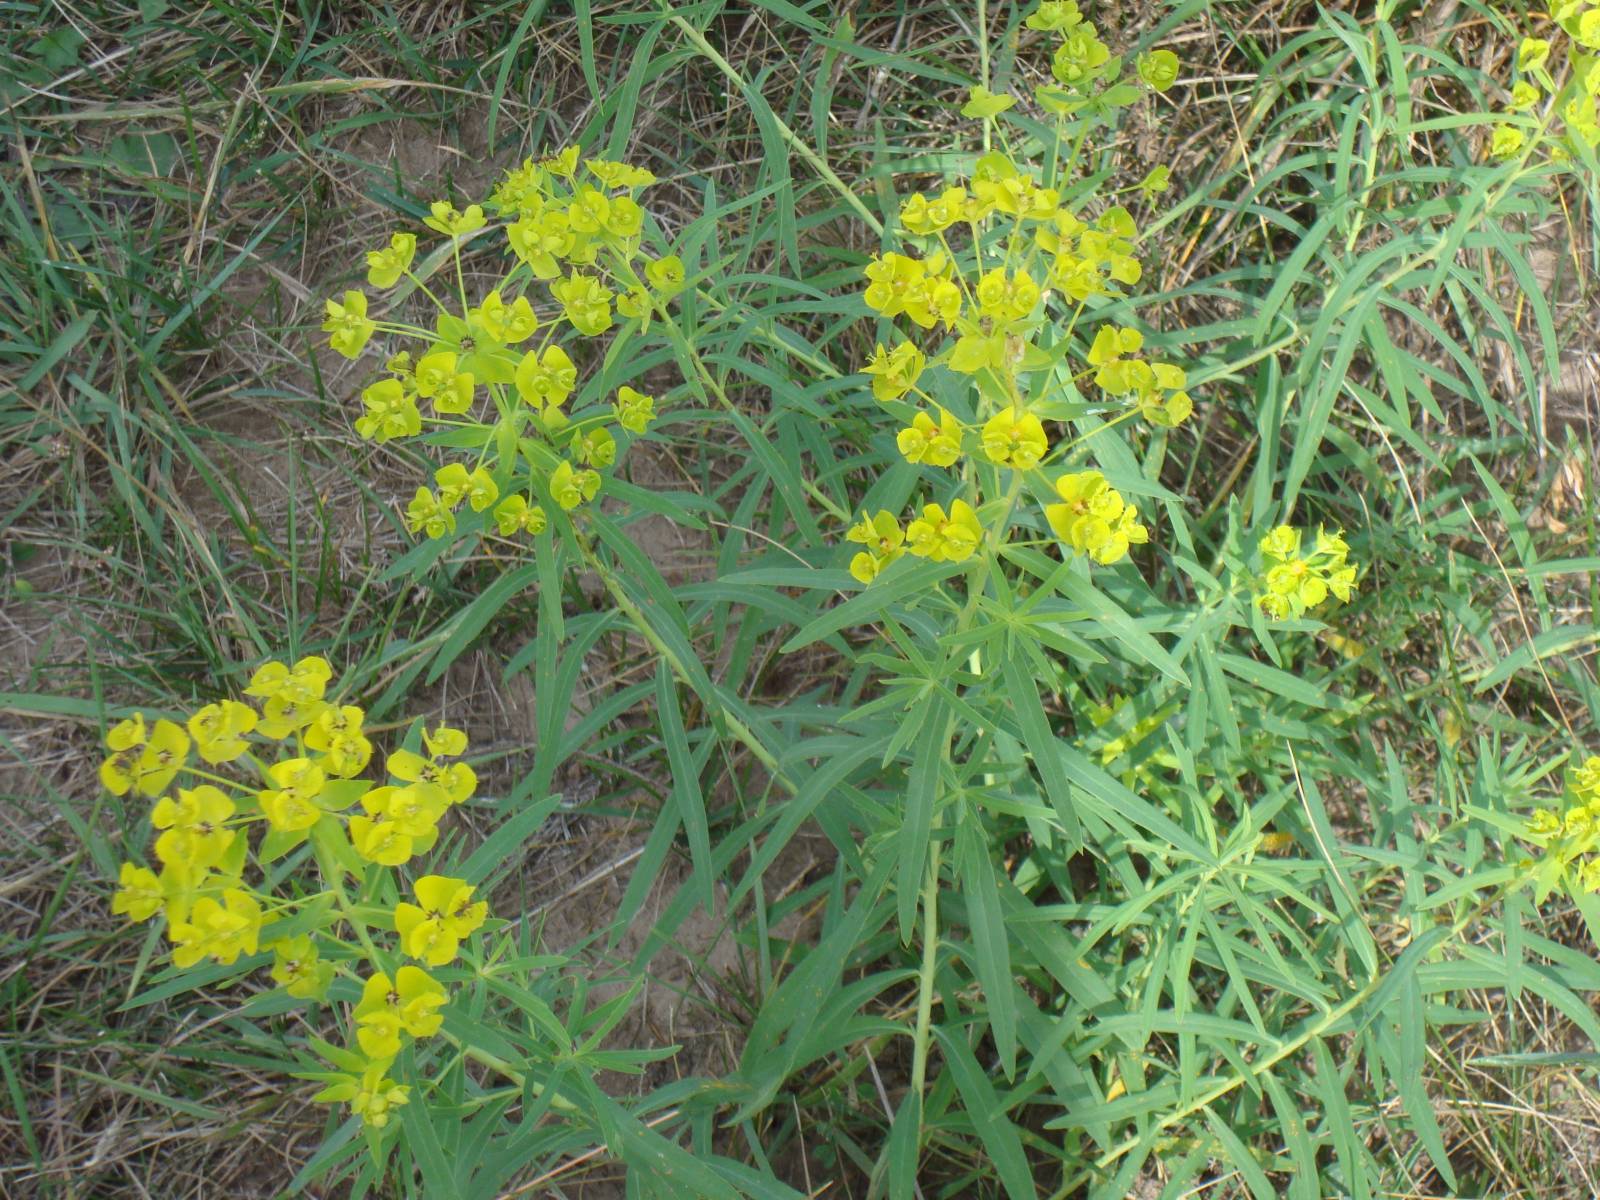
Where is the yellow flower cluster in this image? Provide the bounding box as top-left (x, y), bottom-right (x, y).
top-left (1044, 471), bottom-right (1150, 565)
top-left (1523, 755), bottom-right (1600, 892)
top-left (1254, 526), bottom-right (1358, 620)
top-left (1087, 325), bottom-right (1192, 427)
top-left (844, 27), bottom-right (1184, 585)
top-left (1490, 4), bottom-right (1600, 158)
top-left (105, 656), bottom-right (489, 1130)
top-left (326, 148), bottom-right (681, 544)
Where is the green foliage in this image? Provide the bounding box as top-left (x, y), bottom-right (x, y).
top-left (5, 0), bottom-right (1600, 1196)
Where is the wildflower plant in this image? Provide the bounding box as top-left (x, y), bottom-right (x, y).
top-left (105, 659), bottom-right (492, 1148)
top-left (765, 4), bottom-right (1386, 1187)
top-left (326, 148), bottom-right (681, 547)
top-left (103, 658), bottom-right (670, 1187)
top-left (846, 14), bottom-right (1191, 588)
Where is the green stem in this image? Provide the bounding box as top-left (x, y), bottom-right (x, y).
top-left (573, 528), bottom-right (784, 783)
top-left (1075, 879), bottom-right (1518, 1184)
top-left (908, 834), bottom-right (943, 1099)
top-left (664, 8), bottom-right (884, 236)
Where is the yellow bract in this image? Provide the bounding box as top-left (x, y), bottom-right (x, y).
top-left (366, 232), bottom-right (416, 288)
top-left (323, 291), bottom-right (374, 359)
top-left (1044, 472), bottom-right (1149, 565)
top-left (394, 875), bottom-right (488, 966)
top-left (897, 408), bottom-right (963, 467)
top-left (169, 888), bottom-right (263, 968)
top-left (863, 341), bottom-right (926, 402)
top-left (422, 200), bottom-right (486, 238)
top-left (1254, 525), bottom-right (1358, 620)
top-left (980, 408), bottom-right (1048, 470)
top-left (549, 461), bottom-right (600, 511)
top-left (906, 500), bottom-right (983, 563)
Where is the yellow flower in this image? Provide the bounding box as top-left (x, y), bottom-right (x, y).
top-left (1509, 80), bottom-right (1541, 110)
top-left (1137, 49), bottom-right (1180, 92)
top-left (269, 935), bottom-right (332, 1000)
top-left (323, 291), bottom-right (375, 359)
top-left (905, 500), bottom-right (983, 562)
top-left (395, 874), bottom-right (488, 966)
top-left (515, 345), bottom-right (578, 412)
top-left (414, 350), bottom-right (475, 414)
top-left (387, 728), bottom-right (475, 805)
top-left (551, 273), bottom-right (614, 335)
top-left (256, 695), bottom-right (326, 741)
top-left (948, 330), bottom-right (1007, 375)
top-left (570, 426), bottom-right (617, 469)
top-left (492, 495), bottom-right (549, 536)
top-left (508, 209), bottom-right (574, 278)
top-left (645, 255), bottom-right (685, 295)
top-left (863, 341), bottom-right (926, 402)
top-left (549, 460), bottom-right (600, 511)
top-left (132, 719), bottom-right (190, 798)
top-left (986, 177), bottom-right (1060, 222)
top-left (900, 186), bottom-right (968, 235)
top-left (1044, 471), bottom-right (1147, 564)
top-left (1490, 125), bottom-right (1526, 157)
top-left (258, 757), bottom-right (327, 833)
top-left (474, 289), bottom-right (538, 344)
top-left (423, 723), bottom-right (467, 758)
top-left (1573, 757), bottom-right (1600, 804)
top-left (316, 1063), bottom-right (410, 1129)
top-left (1260, 525), bottom-right (1301, 563)
top-left (349, 815), bottom-right (415, 866)
top-left (1026, 0), bottom-right (1083, 31)
top-left (1052, 23), bottom-right (1111, 90)
top-left (100, 712), bottom-right (147, 796)
top-left (422, 200), bottom-right (486, 237)
top-left (902, 257), bottom-right (961, 329)
top-left (111, 862), bottom-right (164, 922)
top-left (976, 267), bottom-right (1041, 322)
top-left (614, 385), bottom-right (656, 433)
top-left (960, 87), bottom-right (1016, 119)
top-left (406, 487), bottom-right (456, 540)
top-left (365, 233), bottom-right (416, 288)
top-left (604, 195), bottom-right (644, 238)
top-left (155, 860), bottom-right (206, 925)
top-left (151, 785), bottom-right (236, 869)
top-left (1087, 325), bottom-right (1145, 393)
top-left (490, 158), bottom-right (544, 216)
top-left (248, 657), bottom-right (331, 704)
top-left (846, 510), bottom-right (905, 584)
top-left (897, 408), bottom-right (963, 467)
top-left (585, 157), bottom-right (641, 188)
top-left (362, 783), bottom-right (448, 838)
top-left (541, 145), bottom-right (580, 177)
top-left (981, 408), bottom-right (1048, 470)
top-left (354, 378), bottom-right (421, 442)
top-left (187, 700), bottom-right (256, 764)
top-left (168, 888), bottom-right (263, 968)
top-left (354, 966), bottom-right (448, 1057)
top-left (435, 463), bottom-right (499, 513)
top-left (863, 252), bottom-right (923, 318)
top-left (304, 704), bottom-right (372, 777)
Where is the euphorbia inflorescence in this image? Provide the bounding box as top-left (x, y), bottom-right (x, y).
top-left (844, 9), bottom-right (1186, 585)
top-left (1490, 3), bottom-right (1600, 159)
top-left (106, 657), bottom-right (490, 1132)
top-left (323, 148), bottom-right (684, 545)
